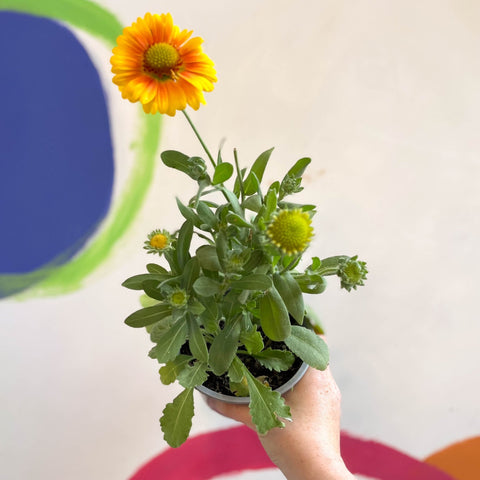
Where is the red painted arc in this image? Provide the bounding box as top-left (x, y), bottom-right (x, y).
top-left (129, 426), bottom-right (454, 480)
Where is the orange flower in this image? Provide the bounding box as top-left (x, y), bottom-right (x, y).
top-left (111, 13), bottom-right (217, 116)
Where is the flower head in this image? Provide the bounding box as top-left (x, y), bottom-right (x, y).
top-left (144, 229), bottom-right (172, 255)
top-left (338, 256), bottom-right (368, 292)
top-left (266, 209), bottom-right (313, 255)
top-left (167, 287), bottom-right (189, 308)
top-left (111, 13), bottom-right (217, 116)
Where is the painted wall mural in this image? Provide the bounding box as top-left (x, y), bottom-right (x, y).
top-left (0, 0), bottom-right (161, 298)
top-left (0, 1), bottom-right (478, 479)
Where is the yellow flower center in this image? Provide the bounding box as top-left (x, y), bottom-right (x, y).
top-left (144, 43), bottom-right (180, 79)
top-left (171, 291), bottom-right (186, 305)
top-left (150, 233), bottom-right (168, 249)
top-left (267, 210), bottom-right (313, 255)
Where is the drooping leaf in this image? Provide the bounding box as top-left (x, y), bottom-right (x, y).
top-left (259, 288), bottom-right (291, 341)
top-left (252, 348), bottom-right (295, 372)
top-left (148, 318), bottom-right (188, 363)
top-left (273, 272), bottom-right (305, 324)
top-left (230, 274), bottom-right (273, 291)
top-left (212, 162), bottom-right (234, 185)
top-left (159, 355), bottom-right (191, 385)
top-left (124, 303), bottom-right (172, 328)
top-left (160, 387), bottom-right (194, 448)
top-left (187, 315), bottom-right (209, 363)
top-left (242, 365), bottom-right (291, 435)
top-left (209, 316), bottom-right (241, 375)
top-left (284, 325), bottom-right (329, 370)
top-left (193, 276), bottom-right (222, 297)
top-left (196, 245), bottom-right (221, 271)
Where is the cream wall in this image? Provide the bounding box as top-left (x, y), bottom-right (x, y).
top-left (1, 1), bottom-right (479, 478)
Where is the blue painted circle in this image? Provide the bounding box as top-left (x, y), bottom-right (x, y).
top-left (0, 12), bottom-right (114, 274)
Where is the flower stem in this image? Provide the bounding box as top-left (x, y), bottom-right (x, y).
top-left (182, 110), bottom-right (216, 169)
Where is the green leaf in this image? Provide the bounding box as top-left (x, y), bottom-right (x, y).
top-left (122, 273), bottom-right (167, 290)
top-left (159, 355), bottom-right (191, 385)
top-left (243, 250), bottom-right (266, 272)
top-left (220, 187), bottom-right (243, 216)
top-left (176, 220), bottom-right (193, 269)
top-left (239, 329), bottom-right (264, 354)
top-left (182, 257), bottom-right (200, 291)
top-left (284, 326), bottom-right (329, 370)
top-left (252, 348), bottom-right (295, 372)
top-left (242, 365), bottom-right (291, 435)
top-left (244, 147), bottom-right (274, 195)
top-left (161, 150), bottom-right (190, 174)
top-left (187, 315), bottom-right (209, 363)
top-left (243, 194), bottom-right (262, 212)
top-left (196, 245), bottom-right (221, 271)
top-left (265, 188), bottom-right (277, 219)
top-left (193, 276), bottom-right (222, 297)
top-left (177, 361), bottom-right (208, 388)
top-left (215, 230), bottom-right (228, 270)
top-left (188, 299), bottom-right (205, 315)
top-left (212, 162), bottom-right (234, 185)
top-left (230, 274), bottom-right (273, 291)
top-left (285, 157), bottom-right (311, 178)
top-left (176, 197), bottom-right (202, 226)
top-left (142, 280), bottom-right (165, 302)
top-left (226, 212), bottom-right (253, 228)
top-left (148, 318), bottom-right (188, 363)
top-left (259, 288), bottom-right (291, 341)
top-left (209, 316), bottom-right (241, 375)
top-left (199, 298), bottom-right (219, 333)
top-left (161, 151), bottom-right (207, 181)
top-left (124, 303), bottom-right (172, 328)
top-left (196, 201), bottom-right (217, 228)
top-left (243, 172), bottom-right (260, 197)
top-left (273, 272), bottom-right (305, 324)
top-left (160, 388), bottom-right (194, 448)
top-left (139, 294), bottom-right (160, 309)
top-left (228, 356), bottom-right (245, 383)
top-left (146, 263), bottom-right (168, 274)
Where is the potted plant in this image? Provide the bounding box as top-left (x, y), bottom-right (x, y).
top-left (112, 12), bottom-right (367, 448)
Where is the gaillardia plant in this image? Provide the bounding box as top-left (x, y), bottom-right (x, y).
top-left (113, 13), bottom-right (368, 448)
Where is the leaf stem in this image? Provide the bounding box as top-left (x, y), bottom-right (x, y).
top-left (182, 110), bottom-right (216, 169)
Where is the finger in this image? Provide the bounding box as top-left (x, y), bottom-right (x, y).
top-left (204, 396), bottom-right (255, 429)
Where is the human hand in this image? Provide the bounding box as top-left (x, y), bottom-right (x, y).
top-left (205, 366), bottom-right (355, 480)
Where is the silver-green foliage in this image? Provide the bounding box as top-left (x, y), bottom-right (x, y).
top-left (123, 147), bottom-right (368, 447)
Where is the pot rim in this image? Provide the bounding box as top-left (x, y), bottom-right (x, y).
top-left (196, 361), bottom-right (309, 404)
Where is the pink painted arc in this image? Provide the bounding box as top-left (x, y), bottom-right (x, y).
top-left (128, 426), bottom-right (454, 480)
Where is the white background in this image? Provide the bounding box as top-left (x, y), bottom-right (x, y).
top-left (1, 1), bottom-right (479, 478)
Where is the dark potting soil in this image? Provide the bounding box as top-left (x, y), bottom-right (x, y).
top-left (181, 340), bottom-right (303, 397)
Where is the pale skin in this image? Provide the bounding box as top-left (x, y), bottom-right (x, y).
top-left (205, 366), bottom-right (356, 480)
